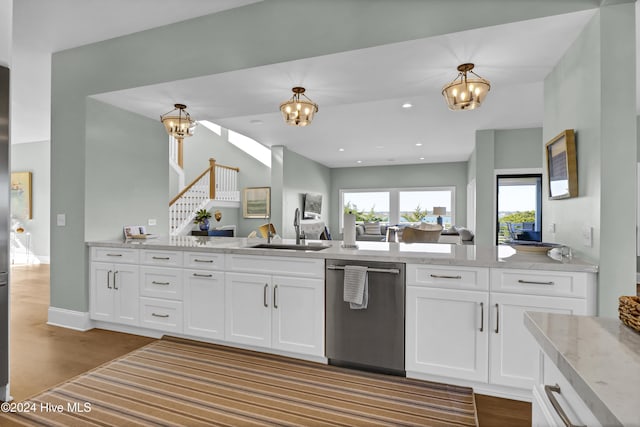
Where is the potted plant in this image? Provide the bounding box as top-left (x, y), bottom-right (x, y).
top-left (194, 209), bottom-right (212, 231)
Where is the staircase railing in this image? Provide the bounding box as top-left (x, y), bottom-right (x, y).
top-left (169, 158), bottom-right (240, 235)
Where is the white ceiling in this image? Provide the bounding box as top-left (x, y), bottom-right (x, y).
top-left (7, 2), bottom-right (629, 169)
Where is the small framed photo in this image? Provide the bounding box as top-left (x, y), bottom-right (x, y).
top-left (545, 129), bottom-right (578, 200)
top-left (243, 187), bottom-right (271, 218)
top-left (123, 225), bottom-right (147, 239)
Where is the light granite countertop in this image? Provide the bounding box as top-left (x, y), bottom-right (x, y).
top-left (525, 312), bottom-right (640, 426)
top-left (86, 237), bottom-right (598, 273)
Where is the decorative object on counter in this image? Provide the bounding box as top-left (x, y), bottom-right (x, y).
top-left (214, 209), bottom-right (222, 223)
top-left (123, 225), bottom-right (147, 239)
top-left (342, 212), bottom-right (358, 248)
top-left (442, 63), bottom-right (491, 111)
top-left (618, 295), bottom-right (640, 333)
top-left (506, 241), bottom-right (562, 254)
top-left (160, 103), bottom-right (196, 140)
top-left (11, 171), bottom-right (32, 219)
top-left (545, 129), bottom-right (577, 199)
top-left (193, 208), bottom-right (211, 231)
top-left (258, 223), bottom-right (276, 239)
top-left (303, 193), bottom-right (322, 219)
top-left (280, 87), bottom-right (318, 126)
top-left (432, 206), bottom-right (446, 226)
top-left (243, 187), bottom-right (271, 218)
top-left (402, 224), bottom-right (442, 243)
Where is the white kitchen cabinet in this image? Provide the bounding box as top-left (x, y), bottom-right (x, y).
top-left (183, 269), bottom-right (225, 340)
top-left (225, 271), bottom-right (324, 356)
top-left (406, 286), bottom-right (489, 383)
top-left (489, 292), bottom-right (586, 389)
top-left (139, 297), bottom-right (183, 333)
top-left (90, 262), bottom-right (139, 326)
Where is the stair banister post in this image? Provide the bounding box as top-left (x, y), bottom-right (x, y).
top-left (209, 158), bottom-right (216, 200)
top-left (177, 138), bottom-right (184, 168)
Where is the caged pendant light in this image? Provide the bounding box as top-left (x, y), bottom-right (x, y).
top-left (160, 103), bottom-right (197, 139)
top-left (442, 63), bottom-right (491, 111)
top-left (279, 87), bottom-right (318, 126)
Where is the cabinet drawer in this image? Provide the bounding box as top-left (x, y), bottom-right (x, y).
top-left (140, 249), bottom-right (183, 267)
top-left (140, 266), bottom-right (183, 300)
top-left (226, 255), bottom-right (323, 278)
top-left (406, 264), bottom-right (489, 291)
top-left (139, 297), bottom-right (183, 333)
top-left (491, 269), bottom-right (590, 298)
top-left (91, 247), bottom-right (139, 264)
top-left (184, 252), bottom-right (225, 270)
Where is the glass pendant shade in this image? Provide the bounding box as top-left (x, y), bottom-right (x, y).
top-left (442, 63), bottom-right (491, 111)
top-left (280, 87), bottom-right (318, 126)
top-left (160, 103), bottom-right (197, 139)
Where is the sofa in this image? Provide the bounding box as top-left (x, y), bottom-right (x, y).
top-left (355, 222), bottom-right (388, 241)
top-left (355, 222), bottom-right (475, 243)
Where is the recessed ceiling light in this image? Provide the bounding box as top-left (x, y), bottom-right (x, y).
top-left (356, 160), bottom-right (362, 164)
top-left (338, 148), bottom-right (345, 152)
top-left (419, 157), bottom-right (425, 160)
top-left (249, 119), bottom-right (264, 125)
top-left (415, 143), bottom-right (423, 147)
top-left (402, 103), bottom-right (413, 109)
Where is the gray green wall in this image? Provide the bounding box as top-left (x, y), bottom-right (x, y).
top-left (494, 128), bottom-right (543, 170)
top-left (330, 162), bottom-right (468, 237)
top-left (543, 3), bottom-right (637, 317)
top-left (50, 0), bottom-right (607, 312)
top-left (10, 140), bottom-right (50, 261)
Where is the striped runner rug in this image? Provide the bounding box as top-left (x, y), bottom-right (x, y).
top-left (0, 337), bottom-right (478, 426)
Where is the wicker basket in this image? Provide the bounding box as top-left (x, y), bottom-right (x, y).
top-left (618, 296), bottom-right (640, 333)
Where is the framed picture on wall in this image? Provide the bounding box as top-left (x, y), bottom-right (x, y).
top-left (243, 187), bottom-right (271, 218)
top-left (545, 129), bottom-right (578, 200)
top-left (11, 171), bottom-right (32, 219)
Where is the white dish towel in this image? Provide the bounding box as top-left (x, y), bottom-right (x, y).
top-left (343, 265), bottom-right (368, 309)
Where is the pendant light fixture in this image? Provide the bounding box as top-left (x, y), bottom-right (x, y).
top-left (160, 103), bottom-right (197, 139)
top-left (442, 63), bottom-right (491, 111)
top-left (280, 87), bottom-right (318, 126)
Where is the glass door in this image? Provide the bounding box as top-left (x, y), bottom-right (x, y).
top-left (496, 174), bottom-right (542, 244)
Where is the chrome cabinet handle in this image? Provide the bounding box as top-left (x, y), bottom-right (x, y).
top-left (151, 313), bottom-right (169, 318)
top-left (430, 274), bottom-right (462, 279)
top-left (479, 302), bottom-right (484, 332)
top-left (152, 281), bottom-right (170, 286)
top-left (152, 256), bottom-right (170, 260)
top-left (107, 270), bottom-right (112, 289)
top-left (113, 271), bottom-right (119, 290)
top-left (106, 253), bottom-right (122, 257)
top-left (518, 279), bottom-right (555, 285)
top-left (263, 284), bottom-right (269, 307)
top-left (494, 303), bottom-right (499, 334)
top-left (544, 384), bottom-right (586, 427)
top-left (193, 273), bottom-right (212, 278)
top-left (194, 259), bottom-right (214, 263)
top-left (274, 285), bottom-right (278, 309)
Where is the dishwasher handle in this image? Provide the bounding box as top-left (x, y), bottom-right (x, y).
top-left (326, 265), bottom-right (400, 275)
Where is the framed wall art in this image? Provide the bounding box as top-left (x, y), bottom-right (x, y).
top-left (545, 129), bottom-right (578, 200)
top-left (11, 171), bottom-right (32, 219)
top-left (243, 187), bottom-right (271, 218)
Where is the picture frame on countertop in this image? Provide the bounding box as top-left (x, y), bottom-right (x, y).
top-left (545, 129), bottom-right (578, 200)
top-left (243, 187), bottom-right (271, 218)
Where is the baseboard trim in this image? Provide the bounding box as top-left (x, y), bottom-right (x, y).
top-left (47, 307), bottom-right (93, 331)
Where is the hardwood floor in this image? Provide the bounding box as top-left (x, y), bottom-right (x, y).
top-left (6, 264), bottom-right (530, 426)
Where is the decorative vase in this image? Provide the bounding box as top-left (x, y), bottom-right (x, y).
top-left (199, 219), bottom-right (210, 231)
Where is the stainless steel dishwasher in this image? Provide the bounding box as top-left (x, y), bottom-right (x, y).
top-left (325, 259), bottom-right (405, 376)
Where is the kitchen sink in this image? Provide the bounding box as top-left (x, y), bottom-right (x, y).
top-left (248, 243), bottom-right (330, 251)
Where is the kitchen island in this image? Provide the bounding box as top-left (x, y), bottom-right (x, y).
top-left (84, 236), bottom-right (598, 401)
top-left (526, 312), bottom-right (640, 426)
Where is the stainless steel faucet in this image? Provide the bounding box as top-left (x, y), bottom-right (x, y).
top-left (265, 213), bottom-right (272, 244)
top-left (294, 208), bottom-right (301, 245)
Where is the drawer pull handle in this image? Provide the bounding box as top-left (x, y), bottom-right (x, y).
top-left (430, 274), bottom-right (462, 280)
top-left (194, 259), bottom-right (214, 263)
top-left (264, 284), bottom-right (269, 307)
top-left (106, 253), bottom-right (123, 257)
top-left (193, 273), bottom-right (212, 278)
top-left (494, 303), bottom-right (499, 334)
top-left (151, 313), bottom-right (170, 318)
top-left (107, 270), bottom-right (112, 289)
top-left (517, 279), bottom-right (555, 285)
top-left (152, 281), bottom-right (170, 285)
top-left (152, 256), bottom-right (170, 260)
top-left (113, 271), bottom-right (119, 290)
top-left (544, 384), bottom-right (586, 427)
top-left (479, 302), bottom-right (484, 332)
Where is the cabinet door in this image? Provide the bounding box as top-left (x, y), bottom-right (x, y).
top-left (183, 270), bottom-right (225, 340)
top-left (271, 276), bottom-right (324, 356)
top-left (406, 286), bottom-right (489, 382)
top-left (489, 293), bottom-right (585, 389)
top-left (112, 264), bottom-right (140, 326)
top-left (224, 272), bottom-right (271, 347)
top-left (90, 262), bottom-right (115, 322)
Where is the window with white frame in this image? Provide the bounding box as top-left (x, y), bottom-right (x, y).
top-left (340, 187), bottom-right (455, 228)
